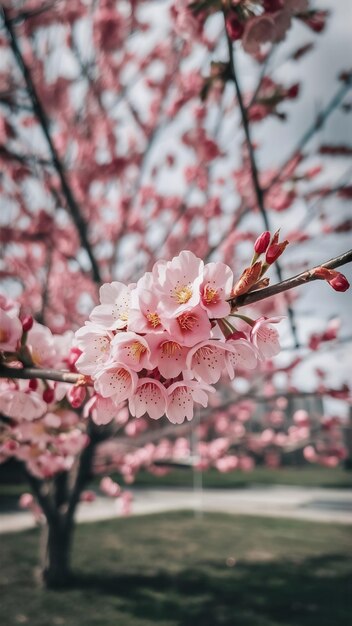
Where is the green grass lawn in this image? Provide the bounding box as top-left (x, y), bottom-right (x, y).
top-left (1, 466), bottom-right (351, 512)
top-left (128, 466), bottom-right (352, 490)
top-left (1, 512), bottom-right (351, 626)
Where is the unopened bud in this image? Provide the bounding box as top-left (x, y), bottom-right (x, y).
top-left (254, 231), bottom-right (271, 254)
top-left (286, 83), bottom-right (300, 99)
top-left (265, 240), bottom-right (289, 264)
top-left (28, 378), bottom-right (38, 391)
top-left (43, 388), bottom-right (55, 404)
top-left (226, 13), bottom-right (244, 41)
top-left (67, 385), bottom-right (86, 408)
top-left (21, 315), bottom-right (33, 332)
top-left (328, 272), bottom-right (350, 292)
top-left (312, 266), bottom-right (350, 292)
top-left (67, 347), bottom-right (82, 371)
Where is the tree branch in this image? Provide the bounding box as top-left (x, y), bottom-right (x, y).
top-left (232, 249), bottom-right (352, 308)
top-left (0, 251), bottom-right (350, 384)
top-left (265, 76), bottom-right (352, 192)
top-left (1, 7), bottom-right (102, 284)
top-left (224, 24), bottom-right (299, 346)
top-left (0, 365), bottom-right (84, 384)
top-left (22, 467), bottom-right (58, 525)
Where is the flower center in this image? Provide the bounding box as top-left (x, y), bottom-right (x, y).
top-left (130, 341), bottom-right (147, 360)
top-left (116, 367), bottom-right (130, 380)
top-left (146, 312), bottom-right (161, 328)
top-left (197, 346), bottom-right (214, 358)
top-left (202, 284), bottom-right (219, 305)
top-left (177, 312), bottom-right (197, 331)
top-left (174, 285), bottom-right (193, 304)
top-left (161, 341), bottom-right (181, 356)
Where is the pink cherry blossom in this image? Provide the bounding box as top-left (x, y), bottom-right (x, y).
top-left (75, 322), bottom-right (111, 375)
top-left (146, 333), bottom-right (188, 378)
top-left (109, 331), bottom-right (153, 372)
top-left (84, 394), bottom-right (119, 425)
top-left (128, 288), bottom-right (165, 334)
top-left (250, 316), bottom-right (283, 360)
top-left (100, 476), bottom-right (121, 497)
top-left (129, 378), bottom-right (168, 420)
top-left (200, 262), bottom-right (233, 319)
top-left (154, 250), bottom-right (203, 316)
top-left (166, 380), bottom-right (214, 424)
top-left (163, 304), bottom-right (211, 347)
top-left (0, 390), bottom-right (47, 420)
top-left (90, 281), bottom-right (134, 330)
top-left (0, 308), bottom-right (22, 352)
top-left (94, 364), bottom-right (138, 405)
top-left (186, 339), bottom-right (231, 384)
top-left (27, 323), bottom-right (56, 367)
top-left (225, 338), bottom-right (258, 377)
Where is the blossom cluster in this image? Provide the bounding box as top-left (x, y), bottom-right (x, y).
top-left (174, 1), bottom-right (328, 55)
top-left (75, 249), bottom-right (284, 425)
top-left (0, 297), bottom-right (89, 478)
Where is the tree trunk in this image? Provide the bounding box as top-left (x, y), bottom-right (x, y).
top-left (42, 516), bottom-right (74, 589)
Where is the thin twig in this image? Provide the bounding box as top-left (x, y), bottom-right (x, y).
top-left (231, 248), bottom-right (352, 308)
top-left (265, 77), bottom-right (352, 192)
top-left (0, 366), bottom-right (84, 384)
top-left (1, 8), bottom-right (102, 284)
top-left (0, 250), bottom-right (351, 385)
top-left (224, 24), bottom-right (299, 346)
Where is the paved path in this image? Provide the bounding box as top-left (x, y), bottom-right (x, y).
top-left (1, 485), bottom-right (352, 533)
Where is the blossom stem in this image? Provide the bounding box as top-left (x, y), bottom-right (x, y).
top-left (231, 249), bottom-right (352, 308)
top-left (229, 313), bottom-right (254, 326)
top-left (0, 365), bottom-right (85, 384)
top-left (1, 7), bottom-right (102, 285)
top-left (0, 252), bottom-right (350, 386)
top-left (224, 19), bottom-right (299, 347)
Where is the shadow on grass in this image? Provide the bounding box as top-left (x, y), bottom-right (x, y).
top-left (71, 554), bottom-right (352, 626)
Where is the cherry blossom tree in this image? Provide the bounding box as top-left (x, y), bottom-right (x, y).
top-left (0, 0), bottom-right (351, 588)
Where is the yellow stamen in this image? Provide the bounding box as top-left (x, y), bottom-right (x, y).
top-left (197, 346), bottom-right (214, 358)
top-left (203, 284), bottom-right (219, 305)
top-left (161, 341), bottom-right (181, 356)
top-left (130, 342), bottom-right (147, 361)
top-left (177, 313), bottom-right (197, 331)
top-left (116, 367), bottom-right (130, 380)
top-left (174, 285), bottom-right (193, 304)
top-left (146, 312), bottom-right (161, 328)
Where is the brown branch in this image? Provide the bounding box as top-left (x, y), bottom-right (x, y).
top-left (224, 22), bottom-right (299, 346)
top-left (265, 77), bottom-right (352, 192)
top-left (0, 365), bottom-right (84, 384)
top-left (1, 7), bottom-right (102, 285)
top-left (22, 467), bottom-right (58, 525)
top-left (231, 248), bottom-right (352, 308)
top-left (0, 251), bottom-right (350, 385)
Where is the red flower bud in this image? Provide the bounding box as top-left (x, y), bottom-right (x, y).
top-left (265, 240), bottom-right (289, 264)
top-left (254, 231), bottom-right (271, 254)
top-left (226, 14), bottom-right (244, 41)
top-left (286, 83), bottom-right (300, 99)
top-left (21, 315), bottom-right (33, 332)
top-left (28, 378), bottom-right (38, 391)
top-left (67, 385), bottom-right (86, 409)
top-left (67, 347), bottom-right (82, 371)
top-left (328, 272), bottom-right (350, 292)
top-left (43, 388), bottom-right (55, 404)
top-left (312, 267), bottom-right (350, 292)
